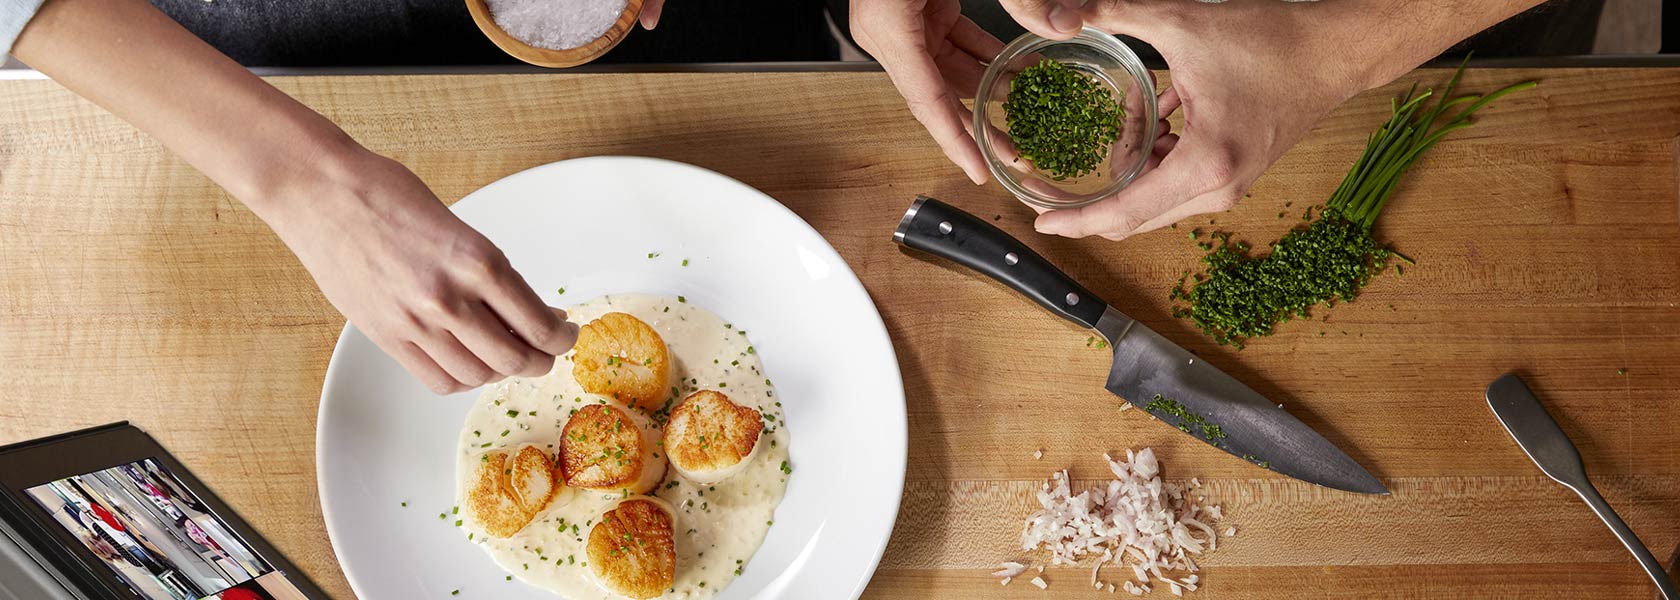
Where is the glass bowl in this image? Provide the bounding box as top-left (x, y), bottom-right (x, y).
top-left (974, 27), bottom-right (1158, 210)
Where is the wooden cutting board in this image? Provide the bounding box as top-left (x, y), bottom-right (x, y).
top-left (1, 67), bottom-right (1676, 598)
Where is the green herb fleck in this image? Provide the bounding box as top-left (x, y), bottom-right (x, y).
top-left (1144, 393), bottom-right (1228, 442)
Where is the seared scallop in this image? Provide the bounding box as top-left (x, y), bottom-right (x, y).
top-left (572, 312), bottom-right (671, 411)
top-left (586, 497), bottom-right (676, 600)
top-left (464, 443), bottom-right (565, 538)
top-left (558, 404), bottom-right (667, 494)
top-left (665, 390), bottom-right (765, 484)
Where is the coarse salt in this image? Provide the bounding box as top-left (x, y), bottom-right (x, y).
top-left (487, 0), bottom-right (627, 51)
top-left (1030, 576), bottom-right (1048, 590)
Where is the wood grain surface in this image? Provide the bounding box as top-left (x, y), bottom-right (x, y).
top-left (2, 68), bottom-right (1677, 599)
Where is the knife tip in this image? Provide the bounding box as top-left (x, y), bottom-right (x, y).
top-left (1347, 477), bottom-right (1391, 496)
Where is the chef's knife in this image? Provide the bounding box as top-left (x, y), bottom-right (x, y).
top-left (893, 196), bottom-right (1387, 494)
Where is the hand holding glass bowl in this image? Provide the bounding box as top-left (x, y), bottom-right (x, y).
top-left (975, 27), bottom-right (1160, 212)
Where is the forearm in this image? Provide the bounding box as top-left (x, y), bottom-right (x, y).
top-left (11, 0), bottom-right (368, 222)
top-left (12, 0), bottom-right (574, 393)
top-left (1300, 0), bottom-right (1548, 90)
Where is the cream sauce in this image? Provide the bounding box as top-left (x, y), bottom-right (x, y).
top-left (455, 294), bottom-right (790, 599)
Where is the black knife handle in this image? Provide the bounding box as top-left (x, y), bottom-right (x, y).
top-left (893, 196), bottom-right (1106, 330)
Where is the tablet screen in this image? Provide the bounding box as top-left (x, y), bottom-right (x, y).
top-left (22, 458), bottom-right (308, 600)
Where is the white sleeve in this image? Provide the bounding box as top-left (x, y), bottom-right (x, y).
top-left (1, 0), bottom-right (47, 57)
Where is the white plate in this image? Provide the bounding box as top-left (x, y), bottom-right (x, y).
top-left (316, 157), bottom-right (906, 599)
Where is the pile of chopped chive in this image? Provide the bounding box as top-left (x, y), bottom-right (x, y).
top-left (1172, 61), bottom-right (1536, 348)
top-left (1002, 58), bottom-right (1124, 180)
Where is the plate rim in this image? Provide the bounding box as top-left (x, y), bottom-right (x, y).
top-left (315, 156), bottom-right (908, 600)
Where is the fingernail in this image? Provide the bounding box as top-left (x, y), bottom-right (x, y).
top-left (1049, 4), bottom-right (1082, 34)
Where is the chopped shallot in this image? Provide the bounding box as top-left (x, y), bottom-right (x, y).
top-left (992, 562), bottom-right (1029, 578)
top-left (1014, 448), bottom-right (1232, 596)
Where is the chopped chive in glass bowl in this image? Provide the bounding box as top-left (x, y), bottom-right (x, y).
top-left (975, 27), bottom-right (1158, 210)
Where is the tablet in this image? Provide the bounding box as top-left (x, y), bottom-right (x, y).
top-left (0, 423), bottom-right (328, 600)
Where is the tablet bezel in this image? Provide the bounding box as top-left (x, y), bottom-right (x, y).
top-left (0, 422), bottom-right (329, 599)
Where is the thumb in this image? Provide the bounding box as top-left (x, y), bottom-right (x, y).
top-left (640, 0), bottom-right (665, 30)
top-left (1001, 0), bottom-right (1086, 41)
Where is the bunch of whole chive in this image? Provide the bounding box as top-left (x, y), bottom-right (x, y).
top-left (1172, 60), bottom-right (1536, 347)
top-left (1002, 58), bottom-right (1125, 180)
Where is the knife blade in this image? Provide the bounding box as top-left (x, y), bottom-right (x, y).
top-left (894, 196), bottom-right (1387, 494)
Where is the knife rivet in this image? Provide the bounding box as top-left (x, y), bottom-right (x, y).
top-left (1065, 292), bottom-right (1079, 306)
top-left (938, 221), bottom-right (953, 235)
top-left (1004, 252), bottom-right (1019, 266)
